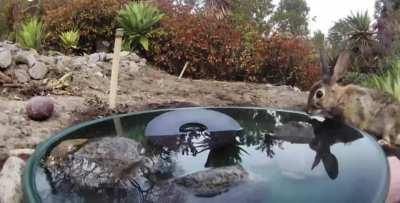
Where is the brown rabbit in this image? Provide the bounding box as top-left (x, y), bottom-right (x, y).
top-left (307, 50), bottom-right (400, 149)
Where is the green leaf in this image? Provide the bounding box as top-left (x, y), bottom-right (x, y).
top-left (139, 36), bottom-right (149, 50)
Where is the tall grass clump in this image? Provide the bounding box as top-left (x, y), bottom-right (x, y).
top-left (364, 59), bottom-right (400, 101)
top-left (16, 17), bottom-right (44, 49)
top-left (117, 2), bottom-right (164, 51)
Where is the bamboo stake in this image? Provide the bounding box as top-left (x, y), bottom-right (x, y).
top-left (109, 28), bottom-right (124, 109)
top-left (178, 62), bottom-right (189, 79)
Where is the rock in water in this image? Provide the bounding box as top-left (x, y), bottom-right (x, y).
top-left (174, 165), bottom-right (249, 197)
top-left (26, 96), bottom-right (54, 121)
top-left (0, 49), bottom-right (12, 69)
top-left (0, 156), bottom-right (26, 203)
top-left (45, 137), bottom-right (144, 190)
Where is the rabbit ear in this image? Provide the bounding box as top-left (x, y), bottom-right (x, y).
top-left (319, 49), bottom-right (331, 84)
top-left (331, 50), bottom-right (351, 83)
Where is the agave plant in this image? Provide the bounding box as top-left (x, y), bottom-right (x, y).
top-left (16, 17), bottom-right (44, 49)
top-left (117, 2), bottom-right (164, 51)
top-left (59, 30), bottom-right (80, 50)
top-left (364, 60), bottom-right (400, 101)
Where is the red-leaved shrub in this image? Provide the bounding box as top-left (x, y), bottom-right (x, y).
top-left (150, 1), bottom-right (320, 89)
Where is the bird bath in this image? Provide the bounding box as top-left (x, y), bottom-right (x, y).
top-left (23, 107), bottom-right (389, 203)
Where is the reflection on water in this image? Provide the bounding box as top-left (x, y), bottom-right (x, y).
top-left (37, 108), bottom-right (389, 203)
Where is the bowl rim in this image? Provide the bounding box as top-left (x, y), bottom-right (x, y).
top-left (22, 106), bottom-right (390, 203)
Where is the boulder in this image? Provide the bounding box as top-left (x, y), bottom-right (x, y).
top-left (0, 156), bottom-right (26, 203)
top-left (0, 49), bottom-right (12, 69)
top-left (28, 62), bottom-right (48, 80)
top-left (15, 51), bottom-right (36, 67)
top-left (14, 66), bottom-right (30, 83)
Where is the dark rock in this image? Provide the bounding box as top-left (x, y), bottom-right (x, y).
top-left (174, 165), bottom-right (249, 197)
top-left (26, 96), bottom-right (54, 121)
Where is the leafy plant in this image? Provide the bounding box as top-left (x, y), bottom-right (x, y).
top-left (43, 0), bottom-right (129, 53)
top-left (16, 17), bottom-right (44, 49)
top-left (59, 30), bottom-right (80, 49)
top-left (364, 59), bottom-right (400, 101)
top-left (117, 2), bottom-right (164, 51)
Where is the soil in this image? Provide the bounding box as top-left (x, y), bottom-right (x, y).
top-left (0, 64), bottom-right (308, 169)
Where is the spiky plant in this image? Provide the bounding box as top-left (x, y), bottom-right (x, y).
top-left (16, 17), bottom-right (44, 49)
top-left (364, 60), bottom-right (400, 101)
top-left (59, 30), bottom-right (80, 50)
top-left (117, 2), bottom-right (164, 51)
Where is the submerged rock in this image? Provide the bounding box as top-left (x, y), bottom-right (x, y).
top-left (45, 137), bottom-right (145, 190)
top-left (174, 165), bottom-right (249, 197)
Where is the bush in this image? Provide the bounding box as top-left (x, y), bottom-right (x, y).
top-left (117, 2), bottom-right (164, 51)
top-left (150, 1), bottom-right (319, 89)
top-left (17, 17), bottom-right (44, 49)
top-left (364, 59), bottom-right (400, 101)
top-left (43, 0), bottom-right (129, 53)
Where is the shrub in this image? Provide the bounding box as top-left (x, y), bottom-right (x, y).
top-left (364, 59), bottom-right (400, 101)
top-left (16, 17), bottom-right (44, 49)
top-left (117, 2), bottom-right (164, 51)
top-left (59, 30), bottom-right (80, 54)
top-left (43, 0), bottom-right (129, 53)
top-left (150, 1), bottom-right (319, 89)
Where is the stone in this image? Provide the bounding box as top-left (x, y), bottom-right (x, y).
top-left (45, 137), bottom-right (144, 190)
top-left (0, 156), bottom-right (26, 203)
top-left (14, 68), bottom-right (30, 83)
top-left (26, 96), bottom-right (55, 121)
top-left (15, 51), bottom-right (36, 67)
top-left (88, 53), bottom-right (101, 64)
top-left (174, 165), bottom-right (249, 197)
top-left (28, 62), bottom-right (48, 80)
top-left (0, 49), bottom-right (12, 69)
top-left (105, 53), bottom-right (113, 61)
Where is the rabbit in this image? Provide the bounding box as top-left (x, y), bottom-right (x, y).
top-left (306, 49), bottom-right (400, 150)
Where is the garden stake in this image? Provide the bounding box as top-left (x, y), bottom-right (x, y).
top-left (109, 28), bottom-right (124, 109)
top-left (178, 62), bottom-right (190, 79)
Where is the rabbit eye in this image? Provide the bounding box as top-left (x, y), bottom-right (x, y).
top-left (316, 90), bottom-right (324, 99)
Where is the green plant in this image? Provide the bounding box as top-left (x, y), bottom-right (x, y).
top-left (44, 0), bottom-right (129, 53)
top-left (16, 17), bottom-right (44, 49)
top-left (59, 30), bottom-right (80, 50)
top-left (364, 59), bottom-right (400, 101)
top-left (117, 2), bottom-right (164, 51)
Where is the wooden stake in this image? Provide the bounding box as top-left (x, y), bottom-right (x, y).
top-left (178, 62), bottom-right (189, 79)
top-left (109, 28), bottom-right (124, 109)
top-left (113, 117), bottom-right (124, 136)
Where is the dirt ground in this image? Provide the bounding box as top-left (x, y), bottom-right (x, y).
top-left (0, 64), bottom-right (308, 167)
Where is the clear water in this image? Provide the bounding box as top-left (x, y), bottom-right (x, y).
top-left (34, 108), bottom-right (389, 203)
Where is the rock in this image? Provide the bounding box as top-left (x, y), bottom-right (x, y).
top-left (88, 53), bottom-right (101, 64)
top-left (0, 156), bottom-right (25, 203)
top-left (26, 96), bottom-right (55, 121)
top-left (105, 53), bottom-right (113, 61)
top-left (28, 62), bottom-right (48, 80)
top-left (174, 165), bottom-right (249, 197)
top-left (68, 56), bottom-right (88, 69)
top-left (45, 137), bottom-right (144, 190)
top-left (0, 49), bottom-right (12, 69)
top-left (15, 51), bottom-right (36, 67)
top-left (14, 68), bottom-right (30, 83)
